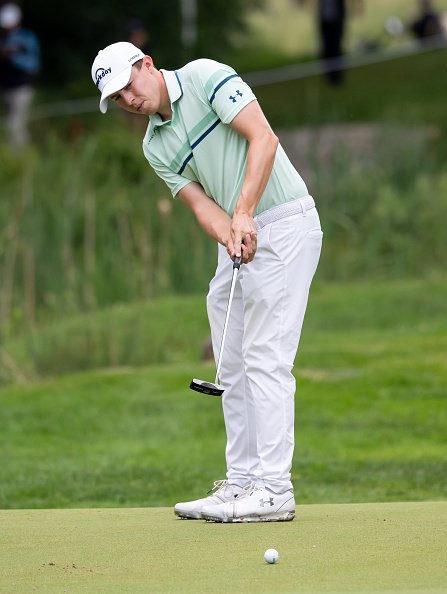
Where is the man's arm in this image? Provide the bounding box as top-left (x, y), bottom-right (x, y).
top-left (229, 100), bottom-right (279, 259)
top-left (178, 181), bottom-right (234, 256)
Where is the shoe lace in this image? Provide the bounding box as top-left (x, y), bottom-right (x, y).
top-left (207, 479), bottom-right (227, 494)
top-left (207, 480), bottom-right (256, 497)
top-left (231, 481), bottom-right (257, 500)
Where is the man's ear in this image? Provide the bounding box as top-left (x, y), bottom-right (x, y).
top-left (143, 55), bottom-right (154, 70)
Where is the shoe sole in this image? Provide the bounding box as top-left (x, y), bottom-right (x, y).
top-left (174, 510), bottom-right (203, 520)
top-left (202, 511), bottom-right (295, 523)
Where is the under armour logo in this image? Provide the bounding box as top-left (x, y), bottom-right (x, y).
top-left (259, 497), bottom-right (274, 507)
top-left (229, 90), bottom-right (243, 103)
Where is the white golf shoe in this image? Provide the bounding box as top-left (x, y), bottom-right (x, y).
top-left (201, 484), bottom-right (295, 523)
top-left (174, 480), bottom-right (250, 519)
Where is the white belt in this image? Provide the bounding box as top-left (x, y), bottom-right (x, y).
top-left (254, 195), bottom-right (315, 231)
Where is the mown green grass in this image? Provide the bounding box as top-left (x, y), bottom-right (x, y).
top-left (1, 503), bottom-right (446, 593)
top-left (1, 278), bottom-right (446, 509)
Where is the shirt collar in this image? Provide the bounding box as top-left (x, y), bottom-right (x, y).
top-left (149, 69), bottom-right (183, 129)
top-left (161, 69), bottom-right (183, 104)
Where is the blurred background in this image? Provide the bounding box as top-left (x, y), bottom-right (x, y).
top-left (0, 1), bottom-right (446, 509)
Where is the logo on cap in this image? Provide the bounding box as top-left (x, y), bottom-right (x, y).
top-left (95, 67), bottom-right (112, 87)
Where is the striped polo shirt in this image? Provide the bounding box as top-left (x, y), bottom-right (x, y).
top-left (142, 59), bottom-right (308, 216)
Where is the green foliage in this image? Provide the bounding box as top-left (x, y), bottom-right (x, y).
top-left (313, 142), bottom-right (447, 279)
top-left (0, 279), bottom-right (446, 508)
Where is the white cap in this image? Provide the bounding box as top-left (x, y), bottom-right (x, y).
top-left (0, 3), bottom-right (22, 29)
top-left (91, 42), bottom-right (145, 114)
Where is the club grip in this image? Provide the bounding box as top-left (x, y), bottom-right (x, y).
top-left (233, 256), bottom-right (242, 269)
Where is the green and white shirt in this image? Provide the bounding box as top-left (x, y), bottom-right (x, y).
top-left (143, 59), bottom-right (308, 216)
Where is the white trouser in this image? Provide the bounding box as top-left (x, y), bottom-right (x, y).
top-left (207, 196), bottom-right (322, 494)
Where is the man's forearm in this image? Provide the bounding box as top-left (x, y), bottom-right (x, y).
top-left (234, 129), bottom-right (279, 217)
top-left (229, 100), bottom-right (279, 220)
top-left (195, 199), bottom-right (232, 246)
top-left (178, 182), bottom-right (232, 246)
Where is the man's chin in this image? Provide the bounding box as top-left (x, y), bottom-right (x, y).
top-left (136, 104), bottom-right (151, 116)
top-left (129, 107), bottom-right (145, 116)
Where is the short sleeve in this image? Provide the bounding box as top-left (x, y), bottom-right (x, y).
top-left (195, 59), bottom-right (257, 125)
top-left (143, 144), bottom-right (192, 198)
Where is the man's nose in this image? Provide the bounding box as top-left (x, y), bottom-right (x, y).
top-left (121, 90), bottom-right (134, 106)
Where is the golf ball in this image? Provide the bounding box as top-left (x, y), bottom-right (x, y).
top-left (264, 548), bottom-right (279, 564)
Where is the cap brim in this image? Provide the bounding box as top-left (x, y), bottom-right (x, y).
top-left (99, 66), bottom-right (132, 114)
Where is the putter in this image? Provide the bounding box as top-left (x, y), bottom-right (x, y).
top-left (190, 255), bottom-right (242, 396)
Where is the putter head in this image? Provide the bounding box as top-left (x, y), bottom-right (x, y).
top-left (190, 378), bottom-right (224, 396)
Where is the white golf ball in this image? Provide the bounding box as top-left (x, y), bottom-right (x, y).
top-left (264, 548), bottom-right (279, 564)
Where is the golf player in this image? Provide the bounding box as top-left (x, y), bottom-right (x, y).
top-left (91, 42), bottom-right (323, 522)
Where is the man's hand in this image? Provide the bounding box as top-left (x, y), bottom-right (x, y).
top-left (229, 211), bottom-right (257, 263)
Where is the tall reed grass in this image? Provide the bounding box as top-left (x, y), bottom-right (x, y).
top-left (0, 128), bottom-right (216, 338)
top-left (0, 123), bottom-right (445, 341)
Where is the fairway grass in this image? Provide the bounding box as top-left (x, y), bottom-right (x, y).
top-left (1, 502), bottom-right (446, 593)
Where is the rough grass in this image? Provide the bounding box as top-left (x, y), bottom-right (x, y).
top-left (0, 278), bottom-right (446, 509)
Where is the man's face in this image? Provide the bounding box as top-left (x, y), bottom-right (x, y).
top-left (110, 58), bottom-right (160, 116)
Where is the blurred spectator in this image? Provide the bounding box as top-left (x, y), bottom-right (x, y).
top-left (318, 0), bottom-right (346, 85)
top-left (410, 0), bottom-right (443, 44)
top-left (127, 19), bottom-right (151, 55)
top-left (297, 0), bottom-right (363, 85)
top-left (0, 3), bottom-right (41, 149)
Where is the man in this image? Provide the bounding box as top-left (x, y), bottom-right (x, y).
top-left (0, 3), bottom-right (41, 149)
top-left (91, 42), bottom-right (323, 522)
top-left (297, 0), bottom-right (363, 85)
top-left (410, 0), bottom-right (443, 44)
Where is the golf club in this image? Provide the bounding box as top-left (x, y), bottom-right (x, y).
top-left (190, 255), bottom-right (242, 396)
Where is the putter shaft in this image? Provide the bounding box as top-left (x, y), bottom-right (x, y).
top-left (189, 256), bottom-right (241, 396)
top-left (215, 256), bottom-right (241, 385)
